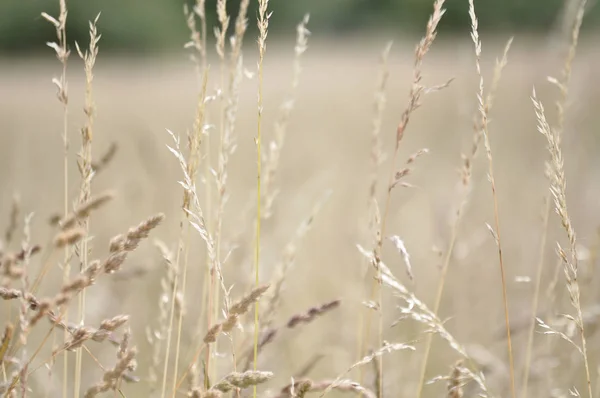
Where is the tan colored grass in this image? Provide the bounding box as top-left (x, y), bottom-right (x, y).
top-left (466, 1), bottom-right (516, 397)
top-left (358, 2), bottom-right (451, 396)
top-left (522, 1), bottom-right (589, 396)
top-left (416, 30), bottom-right (513, 398)
top-left (4, 0), bottom-right (600, 397)
top-left (532, 87), bottom-right (593, 397)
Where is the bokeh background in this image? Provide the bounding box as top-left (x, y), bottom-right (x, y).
top-left (1, 0), bottom-right (600, 397)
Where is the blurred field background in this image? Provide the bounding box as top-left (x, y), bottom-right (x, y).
top-left (1, 0), bottom-right (600, 397)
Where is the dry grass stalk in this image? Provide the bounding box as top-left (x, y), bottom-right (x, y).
top-left (1, 245), bottom-right (41, 286)
top-left (362, 43), bottom-right (392, 315)
top-left (253, 2), bottom-right (270, 397)
top-left (210, 0), bottom-right (247, 376)
top-left (182, 4), bottom-right (212, 383)
top-left (357, 245), bottom-right (491, 396)
top-left (29, 214), bottom-right (163, 330)
top-left (83, 329), bottom-right (137, 398)
top-left (171, 285), bottom-right (270, 395)
top-left (467, 2), bottom-right (516, 397)
top-left (53, 227), bottom-right (86, 249)
top-left (41, 2), bottom-right (70, 395)
top-left (532, 89), bottom-right (593, 398)
top-left (522, 1), bottom-right (588, 396)
top-left (359, 2), bottom-right (450, 396)
top-left (262, 14), bottom-right (310, 219)
top-left (71, 13), bottom-right (102, 396)
top-left (416, 36), bottom-right (512, 398)
top-left (359, 41), bottom-right (390, 375)
top-left (162, 66), bottom-right (210, 398)
top-left (427, 360), bottom-right (477, 397)
top-left (367, 41), bottom-right (392, 225)
top-left (186, 0), bottom-right (207, 70)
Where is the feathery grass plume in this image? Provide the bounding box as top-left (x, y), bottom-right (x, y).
top-left (466, 2), bottom-right (516, 397)
top-left (360, 47), bottom-right (392, 351)
top-left (58, 191), bottom-right (114, 230)
top-left (357, 245), bottom-right (491, 396)
top-left (53, 227), bottom-right (85, 249)
top-left (210, 1), bottom-right (247, 378)
top-left (359, 2), bottom-right (450, 396)
top-left (253, 2), bottom-right (270, 397)
top-left (185, 0), bottom-right (207, 71)
top-left (172, 284), bottom-right (270, 395)
top-left (531, 89), bottom-right (593, 398)
top-left (387, 235), bottom-right (413, 281)
top-left (231, 0), bottom-right (250, 61)
top-left (83, 329), bottom-right (137, 398)
top-left (41, 2), bottom-right (70, 395)
top-left (71, 13), bottom-right (102, 396)
top-left (286, 300), bottom-right (341, 328)
top-left (262, 14), bottom-right (310, 219)
top-left (210, 370), bottom-right (273, 393)
top-left (185, 187), bottom-right (229, 387)
top-left (416, 36), bottom-right (513, 398)
top-left (182, 4), bottom-right (212, 380)
top-left (104, 214), bottom-right (165, 273)
top-left (523, 1), bottom-right (588, 396)
top-left (28, 212), bottom-right (162, 328)
top-left (318, 342), bottom-right (415, 398)
top-left (207, 4), bottom-right (230, 380)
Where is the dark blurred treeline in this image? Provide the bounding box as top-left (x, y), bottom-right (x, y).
top-left (0, 0), bottom-right (596, 55)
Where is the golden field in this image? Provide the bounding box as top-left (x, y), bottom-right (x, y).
top-left (1, 29), bottom-right (600, 397)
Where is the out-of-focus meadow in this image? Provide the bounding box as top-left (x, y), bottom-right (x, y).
top-left (1, 1), bottom-right (600, 397)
